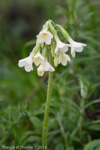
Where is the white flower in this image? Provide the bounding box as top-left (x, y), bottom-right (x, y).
top-left (37, 64), bottom-right (45, 76)
top-left (55, 37), bottom-right (70, 54)
top-left (43, 59), bottom-right (55, 72)
top-left (69, 39), bottom-right (86, 57)
top-left (36, 28), bottom-right (53, 45)
top-left (34, 52), bottom-right (44, 66)
top-left (18, 54), bottom-right (33, 72)
top-left (37, 59), bottom-right (55, 76)
top-left (59, 52), bottom-right (71, 66)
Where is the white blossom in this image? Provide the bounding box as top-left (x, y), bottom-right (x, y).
top-left (43, 59), bottom-right (55, 72)
top-left (37, 28), bottom-right (53, 45)
top-left (37, 64), bottom-right (45, 76)
top-left (34, 52), bottom-right (44, 66)
top-left (18, 54), bottom-right (33, 72)
top-left (55, 37), bottom-right (70, 54)
top-left (59, 52), bottom-right (71, 66)
top-left (37, 59), bottom-right (55, 76)
top-left (69, 39), bottom-right (86, 57)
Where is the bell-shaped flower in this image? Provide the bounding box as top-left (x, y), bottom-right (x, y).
top-left (18, 54), bottom-right (33, 72)
top-left (70, 39), bottom-right (86, 57)
top-left (55, 37), bottom-right (70, 54)
top-left (37, 59), bottom-right (55, 76)
top-left (59, 52), bottom-right (71, 66)
top-left (36, 28), bottom-right (53, 45)
top-left (34, 52), bottom-right (44, 66)
top-left (43, 59), bottom-right (55, 72)
top-left (37, 64), bottom-right (45, 76)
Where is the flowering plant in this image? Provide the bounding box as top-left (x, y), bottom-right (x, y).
top-left (18, 20), bottom-right (86, 150)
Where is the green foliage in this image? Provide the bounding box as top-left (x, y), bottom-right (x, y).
top-left (0, 0), bottom-right (100, 150)
top-left (84, 140), bottom-right (100, 150)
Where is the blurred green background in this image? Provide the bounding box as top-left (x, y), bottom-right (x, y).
top-left (0, 0), bottom-right (100, 150)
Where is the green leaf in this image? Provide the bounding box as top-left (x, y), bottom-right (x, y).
top-left (28, 113), bottom-right (42, 129)
top-left (84, 140), bottom-right (100, 150)
top-left (84, 99), bottom-right (100, 110)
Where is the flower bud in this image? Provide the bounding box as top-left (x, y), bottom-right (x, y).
top-left (54, 55), bottom-right (59, 67)
top-left (37, 64), bottom-right (44, 76)
top-left (51, 48), bottom-right (55, 57)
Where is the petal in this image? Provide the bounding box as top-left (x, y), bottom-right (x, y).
top-left (34, 58), bottom-right (44, 66)
top-left (48, 32), bottom-right (53, 39)
top-left (37, 35), bottom-right (45, 43)
top-left (79, 42), bottom-right (86, 47)
top-left (59, 53), bottom-right (67, 66)
top-left (82, 43), bottom-right (86, 46)
top-left (71, 46), bottom-right (75, 55)
top-left (45, 37), bottom-right (51, 45)
top-left (73, 42), bottom-right (82, 47)
top-left (18, 59), bottom-right (26, 67)
top-left (34, 52), bottom-right (45, 66)
top-left (59, 45), bottom-right (68, 53)
top-left (65, 54), bottom-right (71, 62)
top-left (41, 29), bottom-right (53, 39)
top-left (25, 64), bottom-right (33, 72)
top-left (44, 61), bottom-right (50, 71)
top-left (41, 28), bottom-right (48, 33)
top-left (37, 64), bottom-right (44, 76)
top-left (34, 59), bottom-right (40, 66)
top-left (38, 71), bottom-right (44, 76)
top-left (44, 61), bottom-right (55, 72)
top-left (34, 52), bottom-right (44, 60)
top-left (49, 65), bottom-right (55, 72)
top-left (72, 51), bottom-right (75, 57)
top-left (72, 41), bottom-right (86, 48)
top-left (26, 57), bottom-right (32, 65)
top-left (61, 60), bottom-right (67, 66)
top-left (75, 47), bottom-right (83, 52)
top-left (57, 41), bottom-right (65, 48)
top-left (55, 45), bottom-right (58, 54)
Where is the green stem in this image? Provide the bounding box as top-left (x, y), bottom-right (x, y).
top-left (78, 98), bottom-right (85, 143)
top-left (42, 49), bottom-right (53, 150)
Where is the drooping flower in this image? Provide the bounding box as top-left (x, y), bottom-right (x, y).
top-left (34, 52), bottom-right (44, 66)
top-left (55, 24), bottom-right (86, 57)
top-left (55, 37), bottom-right (70, 54)
top-left (37, 28), bottom-right (53, 45)
top-left (37, 64), bottom-right (45, 76)
top-left (37, 59), bottom-right (55, 76)
top-left (58, 52), bottom-right (71, 66)
top-left (69, 39), bottom-right (86, 57)
top-left (18, 54), bottom-right (34, 72)
top-left (43, 59), bottom-right (55, 72)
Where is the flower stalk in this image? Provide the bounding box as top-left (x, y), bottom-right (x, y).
top-left (42, 48), bottom-right (53, 150)
top-left (55, 24), bottom-right (71, 41)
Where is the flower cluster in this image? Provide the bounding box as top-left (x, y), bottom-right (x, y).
top-left (18, 20), bottom-right (86, 76)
